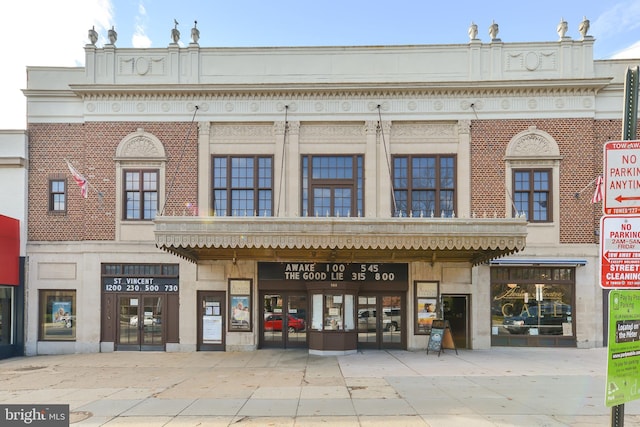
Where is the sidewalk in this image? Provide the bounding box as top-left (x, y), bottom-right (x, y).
top-left (0, 347), bottom-right (638, 426)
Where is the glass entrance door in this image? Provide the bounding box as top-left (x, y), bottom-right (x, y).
top-left (197, 291), bottom-right (225, 351)
top-left (442, 294), bottom-right (469, 349)
top-left (261, 293), bottom-right (307, 348)
top-left (117, 295), bottom-right (164, 351)
top-left (358, 294), bottom-right (403, 349)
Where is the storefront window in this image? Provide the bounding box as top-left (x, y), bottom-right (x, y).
top-left (311, 293), bottom-right (355, 331)
top-left (491, 267), bottom-right (573, 338)
top-left (39, 290), bottom-right (76, 341)
top-left (0, 287), bottom-right (13, 344)
top-left (415, 281), bottom-right (439, 335)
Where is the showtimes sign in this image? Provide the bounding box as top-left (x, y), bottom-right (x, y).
top-left (258, 262), bottom-right (408, 285)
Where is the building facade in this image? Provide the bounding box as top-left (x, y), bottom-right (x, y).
top-left (0, 130), bottom-right (28, 359)
top-left (23, 21), bottom-right (638, 355)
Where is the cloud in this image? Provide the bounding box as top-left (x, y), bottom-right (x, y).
top-left (611, 40), bottom-right (640, 59)
top-left (1, 0), bottom-right (113, 129)
top-left (132, 0), bottom-right (152, 48)
top-left (593, 1), bottom-right (640, 38)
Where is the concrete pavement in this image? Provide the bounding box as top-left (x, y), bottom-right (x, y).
top-left (0, 347), bottom-right (638, 426)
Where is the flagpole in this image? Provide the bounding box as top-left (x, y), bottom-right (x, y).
top-left (574, 175), bottom-right (602, 199)
top-left (63, 158), bottom-right (103, 198)
top-left (160, 105), bottom-right (199, 216)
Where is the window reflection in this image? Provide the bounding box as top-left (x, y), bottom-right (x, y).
top-left (491, 272), bottom-right (573, 338)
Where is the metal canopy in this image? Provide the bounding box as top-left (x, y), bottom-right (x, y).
top-left (154, 216), bottom-right (527, 266)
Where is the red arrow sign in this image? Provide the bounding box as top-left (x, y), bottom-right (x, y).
top-left (604, 141), bottom-right (640, 215)
top-left (604, 252), bottom-right (638, 259)
top-left (616, 195), bottom-right (640, 203)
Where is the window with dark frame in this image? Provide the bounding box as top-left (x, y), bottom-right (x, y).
top-left (212, 156), bottom-right (273, 217)
top-left (124, 169), bottom-right (158, 220)
top-left (490, 267), bottom-right (574, 339)
top-left (392, 155), bottom-right (456, 217)
top-left (513, 169), bottom-right (551, 222)
top-left (39, 289), bottom-right (76, 341)
top-left (301, 155), bottom-right (363, 217)
top-left (49, 178), bottom-right (67, 212)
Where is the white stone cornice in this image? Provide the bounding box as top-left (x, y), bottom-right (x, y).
top-left (68, 79), bottom-right (611, 99)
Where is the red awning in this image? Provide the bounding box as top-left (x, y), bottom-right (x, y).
top-left (0, 215), bottom-right (19, 286)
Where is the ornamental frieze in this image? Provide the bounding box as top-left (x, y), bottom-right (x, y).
top-left (155, 220), bottom-right (526, 252)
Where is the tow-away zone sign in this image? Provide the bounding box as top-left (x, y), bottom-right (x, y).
top-left (604, 140), bottom-right (640, 215)
top-left (601, 215), bottom-right (640, 289)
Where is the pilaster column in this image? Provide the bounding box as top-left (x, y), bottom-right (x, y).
top-left (197, 121), bottom-right (210, 216)
top-left (286, 121), bottom-right (300, 217)
top-left (457, 120), bottom-right (471, 217)
top-left (378, 121), bottom-right (392, 217)
top-left (364, 121), bottom-right (378, 217)
top-left (273, 121), bottom-right (287, 217)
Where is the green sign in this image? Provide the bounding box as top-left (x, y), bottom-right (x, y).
top-left (606, 290), bottom-right (640, 407)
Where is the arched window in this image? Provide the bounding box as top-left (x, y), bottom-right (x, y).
top-left (505, 127), bottom-right (562, 224)
top-left (114, 129), bottom-right (167, 239)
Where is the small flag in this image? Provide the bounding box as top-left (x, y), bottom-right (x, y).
top-left (66, 160), bottom-right (88, 198)
top-left (591, 175), bottom-right (603, 204)
top-left (186, 202), bottom-right (198, 215)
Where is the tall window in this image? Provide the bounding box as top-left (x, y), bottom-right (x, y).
top-left (513, 169), bottom-right (551, 222)
top-left (49, 179), bottom-right (66, 212)
top-left (393, 155), bottom-right (456, 217)
top-left (302, 155), bottom-right (363, 217)
top-left (124, 169), bottom-right (158, 220)
top-left (212, 156), bottom-right (273, 216)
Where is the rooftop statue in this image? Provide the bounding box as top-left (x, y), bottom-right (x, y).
top-left (171, 19), bottom-right (180, 44)
top-left (88, 26), bottom-right (98, 46)
top-left (468, 22), bottom-right (478, 41)
top-left (557, 18), bottom-right (568, 39)
top-left (578, 16), bottom-right (590, 39)
top-left (108, 26), bottom-right (117, 45)
top-left (191, 21), bottom-right (200, 44)
top-left (489, 20), bottom-right (499, 41)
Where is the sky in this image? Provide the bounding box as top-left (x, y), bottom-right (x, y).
top-left (2, 0), bottom-right (640, 130)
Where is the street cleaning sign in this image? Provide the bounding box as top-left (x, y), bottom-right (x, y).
top-left (606, 290), bottom-right (640, 407)
top-left (601, 216), bottom-right (640, 289)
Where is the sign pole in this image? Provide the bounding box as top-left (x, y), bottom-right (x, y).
top-left (622, 66), bottom-right (638, 141)
top-left (611, 65), bottom-right (639, 427)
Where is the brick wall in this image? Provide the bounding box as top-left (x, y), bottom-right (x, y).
top-left (28, 118), bottom-right (634, 244)
top-left (28, 122), bottom-right (198, 241)
top-left (471, 118), bottom-right (623, 244)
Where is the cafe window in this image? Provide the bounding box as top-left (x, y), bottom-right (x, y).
top-left (311, 293), bottom-right (355, 331)
top-left (39, 290), bottom-right (76, 341)
top-left (491, 267), bottom-right (574, 339)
